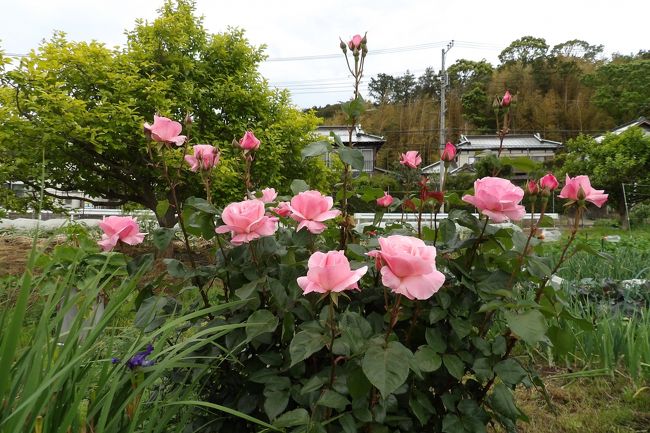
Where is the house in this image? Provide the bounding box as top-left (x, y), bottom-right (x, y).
top-left (594, 117), bottom-right (650, 143)
top-left (422, 133), bottom-right (562, 175)
top-left (317, 125), bottom-right (385, 174)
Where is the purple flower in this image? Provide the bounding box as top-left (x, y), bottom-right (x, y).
top-left (113, 344), bottom-right (155, 370)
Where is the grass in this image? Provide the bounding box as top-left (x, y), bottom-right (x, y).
top-left (510, 373), bottom-right (650, 433)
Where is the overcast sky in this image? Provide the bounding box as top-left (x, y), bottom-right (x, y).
top-left (1, 0), bottom-right (647, 108)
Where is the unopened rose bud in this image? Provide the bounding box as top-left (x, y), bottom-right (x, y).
top-left (339, 39), bottom-right (347, 53)
top-left (501, 90), bottom-right (512, 107)
top-left (526, 179), bottom-right (539, 196)
top-left (577, 185), bottom-right (586, 201)
top-left (184, 113), bottom-right (193, 125)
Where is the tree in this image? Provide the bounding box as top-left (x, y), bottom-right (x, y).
top-left (583, 58), bottom-right (650, 124)
top-left (368, 73), bottom-right (396, 104)
top-left (498, 36), bottom-right (548, 65)
top-left (561, 127), bottom-right (650, 225)
top-left (0, 0), bottom-right (329, 226)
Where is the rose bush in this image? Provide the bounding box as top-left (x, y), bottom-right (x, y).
top-left (137, 113), bottom-right (608, 432)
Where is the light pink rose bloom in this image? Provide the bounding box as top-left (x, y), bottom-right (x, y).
top-left (98, 216), bottom-right (145, 252)
top-left (558, 174), bottom-right (608, 207)
top-left (348, 34), bottom-right (363, 50)
top-left (539, 173), bottom-right (559, 191)
top-left (501, 90), bottom-right (512, 107)
top-left (289, 190), bottom-right (340, 234)
top-left (184, 144), bottom-right (219, 172)
top-left (462, 177), bottom-right (526, 222)
top-left (259, 187), bottom-right (278, 203)
top-left (440, 142), bottom-right (457, 162)
top-left (297, 250), bottom-right (368, 295)
top-left (238, 130), bottom-right (260, 151)
top-left (367, 235), bottom-right (445, 300)
top-left (144, 115), bottom-right (186, 146)
top-left (376, 192), bottom-right (393, 207)
top-left (215, 199), bottom-right (278, 245)
top-left (399, 151), bottom-right (422, 169)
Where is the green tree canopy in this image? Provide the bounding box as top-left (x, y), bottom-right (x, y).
top-left (0, 0), bottom-right (330, 225)
top-left (561, 127), bottom-right (650, 222)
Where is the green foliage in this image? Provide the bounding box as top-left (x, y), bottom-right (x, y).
top-left (0, 228), bottom-right (250, 432)
top-left (0, 0), bottom-right (330, 221)
top-left (561, 127), bottom-right (650, 217)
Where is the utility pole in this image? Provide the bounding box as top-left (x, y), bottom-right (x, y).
top-left (439, 40), bottom-right (454, 196)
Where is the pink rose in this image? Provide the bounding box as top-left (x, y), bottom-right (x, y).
top-left (539, 173), bottom-right (559, 191)
top-left (376, 192), bottom-right (393, 207)
top-left (462, 177), bottom-right (526, 222)
top-left (558, 175), bottom-right (608, 207)
top-left (526, 179), bottom-right (539, 196)
top-left (501, 90), bottom-right (512, 107)
top-left (98, 216), bottom-right (145, 252)
top-left (297, 250), bottom-right (368, 295)
top-left (184, 144), bottom-right (219, 172)
top-left (348, 34), bottom-right (363, 50)
top-left (273, 201), bottom-right (292, 218)
top-left (400, 151), bottom-right (422, 169)
top-left (440, 142), bottom-right (457, 162)
top-left (289, 190), bottom-right (340, 234)
top-left (258, 187), bottom-right (278, 203)
top-left (367, 235), bottom-right (445, 300)
top-left (215, 199), bottom-right (278, 245)
top-left (143, 115), bottom-right (186, 146)
top-left (238, 130), bottom-right (260, 151)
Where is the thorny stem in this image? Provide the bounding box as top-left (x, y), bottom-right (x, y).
top-left (384, 295), bottom-right (403, 345)
top-left (160, 149), bottom-right (212, 313)
top-left (215, 233), bottom-right (231, 301)
top-left (327, 296), bottom-right (338, 388)
top-left (479, 205), bottom-right (584, 400)
top-left (466, 217), bottom-right (489, 269)
top-left (248, 242), bottom-right (267, 305)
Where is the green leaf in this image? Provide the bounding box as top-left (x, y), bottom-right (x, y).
top-left (409, 390), bottom-right (436, 426)
top-left (291, 179), bottom-right (310, 194)
top-left (134, 296), bottom-right (168, 331)
top-left (490, 383), bottom-right (523, 420)
top-left (450, 317), bottom-right (472, 339)
top-left (339, 413), bottom-right (357, 433)
top-left (155, 199), bottom-right (170, 218)
top-left (185, 196), bottom-right (218, 214)
top-left (246, 309), bottom-right (279, 341)
top-left (347, 366), bottom-right (372, 399)
top-left (290, 330), bottom-right (327, 366)
top-left (494, 359), bottom-right (527, 387)
top-left (163, 258), bottom-right (194, 279)
top-left (505, 309), bottom-right (548, 345)
top-left (526, 256), bottom-right (553, 279)
top-left (472, 358), bottom-right (493, 382)
top-left (273, 409), bottom-right (310, 428)
top-left (317, 390), bottom-right (349, 411)
top-left (301, 140), bottom-right (331, 159)
top-left (361, 341), bottom-right (412, 398)
top-left (500, 156), bottom-right (541, 173)
top-left (438, 219), bottom-right (457, 243)
top-left (301, 376), bottom-right (327, 395)
top-left (264, 389), bottom-right (289, 420)
top-left (152, 227), bottom-right (175, 251)
top-left (428, 307), bottom-right (447, 324)
top-left (443, 354), bottom-right (465, 380)
top-left (338, 147), bottom-right (365, 171)
top-left (329, 131), bottom-right (344, 147)
top-left (413, 346), bottom-right (442, 373)
top-left (360, 186), bottom-right (384, 202)
top-left (425, 328), bottom-right (447, 353)
top-left (442, 414), bottom-right (465, 433)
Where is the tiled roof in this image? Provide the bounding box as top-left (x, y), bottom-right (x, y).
top-left (457, 133), bottom-right (562, 150)
top-left (594, 117), bottom-right (650, 143)
top-left (317, 125), bottom-right (385, 146)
